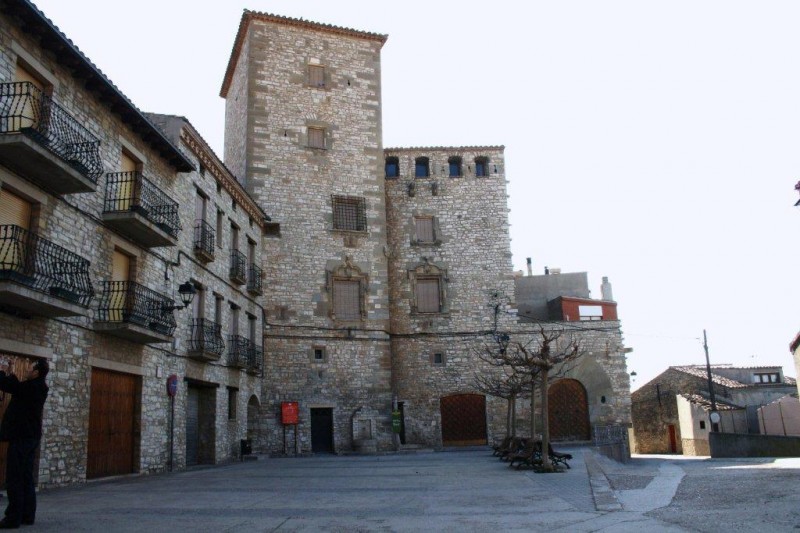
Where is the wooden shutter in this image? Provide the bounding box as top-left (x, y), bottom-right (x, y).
top-left (230, 306), bottom-right (239, 337)
top-left (334, 280), bottom-right (360, 320)
top-left (416, 279), bottom-right (440, 313)
top-left (111, 250), bottom-right (130, 281)
top-left (14, 64), bottom-right (43, 90)
top-left (0, 189), bottom-right (32, 229)
top-left (13, 64), bottom-right (43, 132)
top-left (308, 127), bottom-right (325, 149)
top-left (120, 153), bottom-right (137, 172)
top-left (109, 251), bottom-right (130, 322)
top-left (415, 217), bottom-right (435, 242)
top-left (309, 65), bottom-right (325, 87)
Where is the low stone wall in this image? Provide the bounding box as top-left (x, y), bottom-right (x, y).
top-left (682, 438), bottom-right (710, 456)
top-left (709, 432), bottom-right (800, 458)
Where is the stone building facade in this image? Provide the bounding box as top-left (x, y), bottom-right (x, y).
top-left (0, 0), bottom-right (266, 487)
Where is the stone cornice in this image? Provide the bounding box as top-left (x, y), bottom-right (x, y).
top-left (221, 10), bottom-right (387, 97)
top-left (179, 127), bottom-right (266, 231)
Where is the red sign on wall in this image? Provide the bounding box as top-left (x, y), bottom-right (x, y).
top-left (281, 401), bottom-right (299, 425)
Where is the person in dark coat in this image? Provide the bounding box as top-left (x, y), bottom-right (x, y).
top-left (0, 358), bottom-right (48, 529)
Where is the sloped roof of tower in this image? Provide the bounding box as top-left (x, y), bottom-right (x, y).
top-left (384, 146), bottom-right (506, 152)
top-left (221, 10), bottom-right (388, 98)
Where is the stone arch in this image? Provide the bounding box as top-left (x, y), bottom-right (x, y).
top-left (246, 394), bottom-right (260, 442)
top-left (548, 379), bottom-right (591, 441)
top-left (440, 393), bottom-right (487, 446)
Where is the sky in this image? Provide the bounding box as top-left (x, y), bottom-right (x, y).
top-left (30, 0), bottom-right (800, 390)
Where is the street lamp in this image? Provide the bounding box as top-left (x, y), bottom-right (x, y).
top-left (163, 281), bottom-right (196, 312)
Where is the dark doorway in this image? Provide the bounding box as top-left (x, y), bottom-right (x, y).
top-left (186, 384), bottom-right (216, 466)
top-left (668, 424), bottom-right (677, 453)
top-left (398, 402), bottom-right (406, 445)
top-left (310, 408), bottom-right (334, 453)
top-left (440, 394), bottom-right (487, 446)
top-left (548, 379), bottom-right (590, 441)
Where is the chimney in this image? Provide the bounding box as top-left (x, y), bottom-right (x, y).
top-left (526, 257), bottom-right (532, 276)
top-left (601, 276), bottom-right (614, 301)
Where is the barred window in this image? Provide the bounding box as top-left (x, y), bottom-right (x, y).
top-left (333, 280), bottom-right (361, 320)
top-left (308, 127), bottom-right (325, 149)
top-left (416, 278), bottom-right (441, 313)
top-left (332, 195), bottom-right (366, 232)
top-left (415, 217), bottom-right (435, 243)
top-left (309, 65), bottom-right (325, 87)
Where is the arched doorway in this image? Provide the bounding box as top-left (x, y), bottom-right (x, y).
top-left (440, 394), bottom-right (487, 446)
top-left (247, 395), bottom-right (260, 443)
top-left (548, 379), bottom-right (590, 441)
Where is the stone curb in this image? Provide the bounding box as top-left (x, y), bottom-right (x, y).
top-left (583, 450), bottom-right (623, 512)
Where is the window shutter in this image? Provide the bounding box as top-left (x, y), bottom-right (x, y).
top-left (308, 127), bottom-right (325, 149)
top-left (0, 189), bottom-right (32, 229)
top-left (309, 65), bottom-right (325, 87)
top-left (334, 280), bottom-right (360, 320)
top-left (111, 250), bottom-right (130, 282)
top-left (416, 279), bottom-right (440, 313)
top-left (415, 217), bottom-right (434, 242)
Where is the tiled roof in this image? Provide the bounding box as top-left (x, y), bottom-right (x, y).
top-left (679, 393), bottom-right (742, 411)
top-left (672, 366), bottom-right (747, 388)
top-left (221, 10), bottom-right (387, 97)
top-left (384, 146), bottom-right (505, 153)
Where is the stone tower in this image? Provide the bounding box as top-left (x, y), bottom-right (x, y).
top-left (221, 11), bottom-right (392, 452)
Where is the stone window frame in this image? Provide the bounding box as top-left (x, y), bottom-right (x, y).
top-left (474, 156), bottom-right (490, 177)
top-left (415, 157), bottom-right (430, 178)
top-left (306, 63), bottom-right (328, 89)
top-left (331, 195), bottom-right (367, 233)
top-left (385, 156), bottom-right (399, 179)
top-left (310, 345), bottom-right (327, 363)
top-left (430, 349), bottom-right (447, 366)
top-left (448, 156), bottom-right (462, 178)
top-left (411, 215), bottom-right (441, 246)
top-left (326, 257), bottom-right (369, 322)
top-left (409, 257), bottom-right (448, 315)
top-left (307, 126), bottom-right (326, 149)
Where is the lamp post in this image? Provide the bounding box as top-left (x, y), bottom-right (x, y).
top-left (163, 281), bottom-right (196, 312)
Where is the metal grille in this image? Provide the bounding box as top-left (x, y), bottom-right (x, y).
top-left (229, 249), bottom-right (247, 283)
top-left (0, 224), bottom-right (93, 306)
top-left (247, 263), bottom-right (263, 295)
top-left (333, 279), bottom-right (360, 320)
top-left (416, 278), bottom-right (440, 313)
top-left (104, 171), bottom-right (181, 238)
top-left (96, 281), bottom-right (177, 335)
top-left (189, 318), bottom-right (225, 355)
top-left (332, 195), bottom-right (366, 232)
top-left (227, 335), bottom-right (263, 375)
top-left (0, 82), bottom-right (104, 182)
top-left (415, 217), bottom-right (435, 242)
top-left (193, 219), bottom-right (215, 258)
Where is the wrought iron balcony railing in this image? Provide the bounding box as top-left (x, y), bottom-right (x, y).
top-left (247, 263), bottom-right (263, 295)
top-left (96, 281), bottom-right (177, 335)
top-left (104, 171), bottom-right (181, 238)
top-left (229, 249), bottom-right (247, 284)
top-left (189, 318), bottom-right (225, 355)
top-left (227, 335), bottom-right (263, 374)
top-left (193, 219), bottom-right (215, 261)
top-left (0, 224), bottom-right (93, 306)
top-left (0, 82), bottom-right (103, 182)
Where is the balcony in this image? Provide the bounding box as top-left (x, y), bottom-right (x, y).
top-left (227, 335), bottom-right (263, 375)
top-left (102, 172), bottom-right (180, 247)
top-left (94, 281), bottom-right (176, 344)
top-left (193, 220), bottom-right (215, 263)
top-left (247, 263), bottom-right (263, 295)
top-left (188, 318), bottom-right (224, 362)
top-left (229, 250), bottom-right (247, 285)
top-left (0, 225), bottom-right (93, 317)
top-left (0, 82), bottom-right (103, 194)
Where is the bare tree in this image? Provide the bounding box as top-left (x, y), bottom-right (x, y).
top-left (474, 365), bottom-right (530, 438)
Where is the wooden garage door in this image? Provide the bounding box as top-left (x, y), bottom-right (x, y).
top-left (440, 394), bottom-right (487, 446)
top-left (87, 368), bottom-right (139, 479)
top-left (548, 379), bottom-right (590, 442)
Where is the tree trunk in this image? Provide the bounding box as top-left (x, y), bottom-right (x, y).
top-left (529, 374), bottom-right (536, 439)
top-left (511, 393), bottom-right (517, 437)
top-left (540, 368), bottom-right (552, 471)
top-left (506, 394), bottom-right (513, 437)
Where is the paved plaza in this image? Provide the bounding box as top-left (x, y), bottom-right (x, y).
top-left (21, 449), bottom-right (800, 532)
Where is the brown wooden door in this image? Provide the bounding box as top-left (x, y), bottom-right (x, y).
top-left (0, 354), bottom-right (38, 488)
top-left (440, 394), bottom-right (487, 446)
top-left (548, 379), bottom-right (591, 441)
top-left (668, 424), bottom-right (677, 453)
top-left (87, 368), bottom-right (139, 479)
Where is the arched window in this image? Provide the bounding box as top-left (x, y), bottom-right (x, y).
top-left (448, 156), bottom-right (462, 177)
top-left (474, 156), bottom-right (489, 177)
top-left (415, 157), bottom-right (430, 178)
top-left (385, 156), bottom-right (399, 178)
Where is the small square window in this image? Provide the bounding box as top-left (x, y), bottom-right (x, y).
top-left (332, 195), bottom-right (367, 232)
top-left (308, 127), bottom-right (325, 149)
top-left (433, 352), bottom-right (444, 365)
top-left (313, 347), bottom-right (326, 362)
top-left (699, 420), bottom-right (706, 430)
top-left (309, 65), bottom-right (325, 87)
